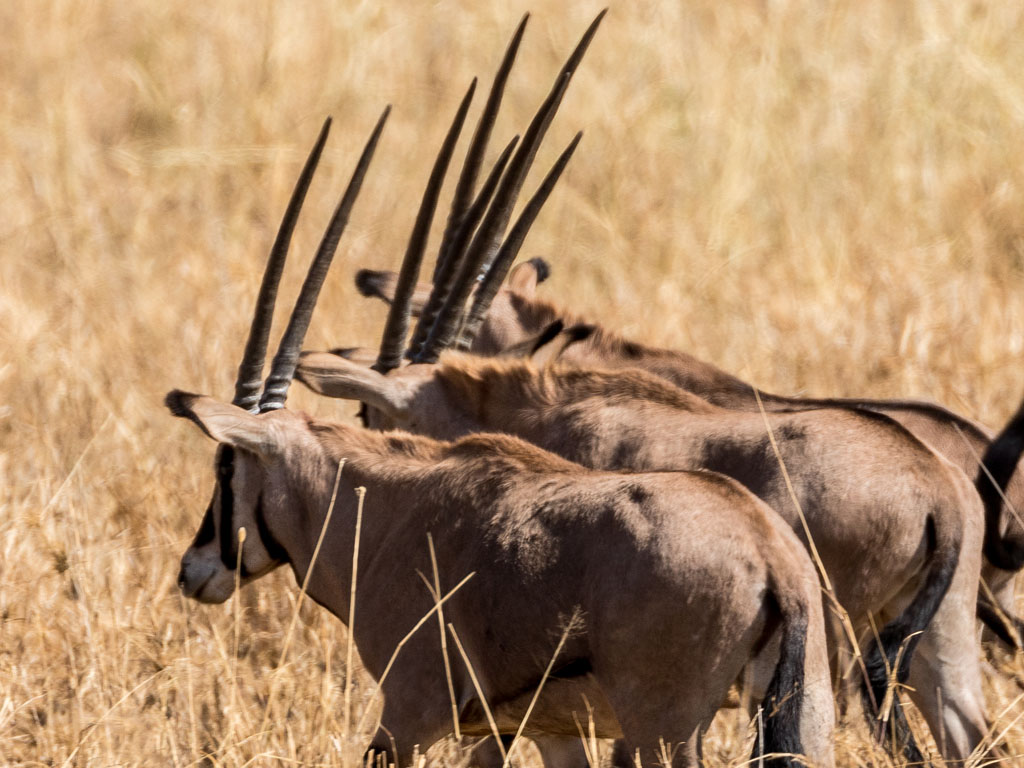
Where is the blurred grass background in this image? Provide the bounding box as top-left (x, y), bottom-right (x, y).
top-left (3, 1), bottom-right (1024, 765)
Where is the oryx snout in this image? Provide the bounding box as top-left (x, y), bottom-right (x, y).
top-left (178, 546), bottom-right (236, 604)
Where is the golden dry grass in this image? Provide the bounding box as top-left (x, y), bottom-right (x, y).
top-left (4, 0), bottom-right (1024, 765)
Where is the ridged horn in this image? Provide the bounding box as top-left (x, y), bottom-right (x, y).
top-left (469, 9), bottom-right (604, 276)
top-left (432, 13), bottom-right (529, 284)
top-left (258, 106), bottom-right (390, 411)
top-left (373, 80), bottom-right (477, 374)
top-left (232, 117), bottom-right (332, 413)
top-left (457, 131), bottom-right (581, 349)
top-left (406, 134), bottom-right (519, 360)
top-left (416, 10), bottom-right (605, 362)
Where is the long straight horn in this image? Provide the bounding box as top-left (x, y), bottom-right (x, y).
top-left (373, 81), bottom-right (477, 374)
top-left (407, 134), bottom-right (519, 359)
top-left (457, 131), bottom-right (581, 349)
top-left (432, 13), bottom-right (529, 284)
top-left (232, 118), bottom-right (332, 413)
top-left (415, 10), bottom-right (606, 363)
top-left (468, 9), bottom-right (604, 273)
top-left (258, 106), bottom-right (390, 411)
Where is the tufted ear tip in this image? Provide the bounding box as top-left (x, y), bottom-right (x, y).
top-left (527, 257), bottom-right (551, 283)
top-left (165, 389), bottom-right (201, 418)
top-left (528, 321), bottom-right (594, 369)
top-left (355, 268), bottom-right (389, 299)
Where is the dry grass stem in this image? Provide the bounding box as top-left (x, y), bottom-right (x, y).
top-left (428, 533), bottom-right (462, 741)
top-left (258, 459), bottom-right (346, 748)
top-left (502, 610), bottom-right (580, 768)
top-left (343, 484), bottom-right (367, 762)
top-left (447, 623), bottom-right (507, 764)
top-left (352, 573), bottom-right (477, 739)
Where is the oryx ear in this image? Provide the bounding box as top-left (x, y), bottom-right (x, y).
top-left (354, 268), bottom-right (430, 316)
top-left (327, 346), bottom-right (379, 366)
top-left (295, 351), bottom-right (411, 418)
top-left (507, 257), bottom-right (550, 297)
top-left (165, 391), bottom-right (284, 456)
top-left (529, 322), bottom-right (596, 368)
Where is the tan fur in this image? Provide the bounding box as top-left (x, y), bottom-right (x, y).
top-left (170, 394), bottom-right (835, 768)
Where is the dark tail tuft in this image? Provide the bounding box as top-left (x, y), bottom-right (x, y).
top-left (755, 593), bottom-right (806, 768)
top-left (861, 515), bottom-right (955, 765)
top-left (978, 395), bottom-right (1024, 572)
top-left (354, 268), bottom-right (390, 300)
top-left (978, 599), bottom-right (1024, 650)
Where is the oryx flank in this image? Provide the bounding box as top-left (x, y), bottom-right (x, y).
top-left (167, 17), bottom-right (839, 768)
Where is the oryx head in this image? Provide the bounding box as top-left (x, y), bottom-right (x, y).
top-left (353, 256), bottom-right (555, 356)
top-left (168, 111), bottom-right (389, 603)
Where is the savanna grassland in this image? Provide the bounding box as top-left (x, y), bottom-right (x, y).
top-left (4, 1), bottom-right (1024, 765)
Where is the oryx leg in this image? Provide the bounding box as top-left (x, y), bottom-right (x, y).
top-left (470, 735), bottom-right (594, 768)
top-left (529, 737), bottom-right (594, 768)
top-left (468, 736), bottom-right (506, 768)
top-left (609, 701), bottom-right (711, 768)
top-left (906, 517), bottom-right (987, 761)
top-left (980, 560), bottom-right (1021, 649)
top-left (365, 670), bottom-right (458, 768)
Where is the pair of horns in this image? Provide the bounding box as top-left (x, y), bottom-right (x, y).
top-left (372, 9), bottom-right (605, 373)
top-left (233, 109), bottom-right (390, 413)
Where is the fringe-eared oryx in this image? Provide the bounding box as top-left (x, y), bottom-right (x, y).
top-left (168, 14), bottom-right (837, 768)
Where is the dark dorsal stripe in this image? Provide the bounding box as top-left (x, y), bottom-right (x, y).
top-left (218, 445), bottom-right (237, 569)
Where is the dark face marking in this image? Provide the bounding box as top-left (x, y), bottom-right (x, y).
top-left (356, 402), bottom-right (369, 427)
top-left (217, 445), bottom-right (237, 569)
top-left (192, 500), bottom-right (217, 548)
top-left (253, 492), bottom-right (287, 567)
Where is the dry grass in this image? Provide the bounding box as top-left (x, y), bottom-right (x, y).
top-left (3, 0), bottom-right (1024, 765)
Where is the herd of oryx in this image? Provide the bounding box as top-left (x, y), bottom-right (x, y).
top-left (166, 11), bottom-right (1024, 768)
